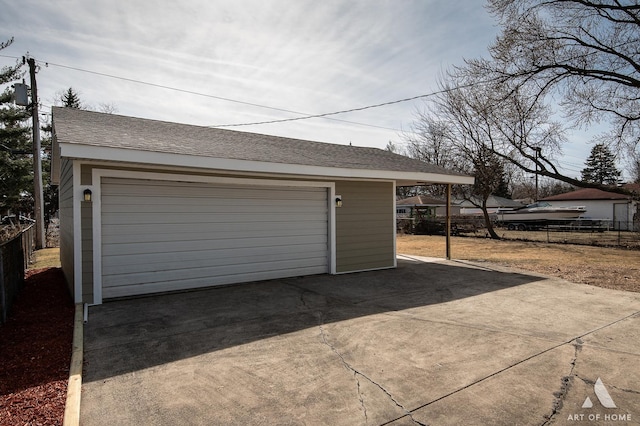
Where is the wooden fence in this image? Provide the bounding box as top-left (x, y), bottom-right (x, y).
top-left (0, 225), bottom-right (35, 324)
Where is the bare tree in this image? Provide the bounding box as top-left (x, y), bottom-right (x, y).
top-left (405, 59), bottom-right (572, 238)
top-left (399, 110), bottom-right (461, 198)
top-left (432, 78), bottom-right (520, 239)
top-left (402, 111), bottom-right (456, 168)
top-left (478, 0), bottom-right (640, 155)
top-left (97, 102), bottom-right (118, 114)
top-left (629, 152), bottom-right (640, 183)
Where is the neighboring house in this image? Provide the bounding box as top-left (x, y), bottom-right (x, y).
top-left (51, 107), bottom-right (473, 304)
top-left (396, 195), bottom-right (459, 218)
top-left (623, 183), bottom-right (640, 195)
top-left (456, 195), bottom-right (524, 215)
top-left (540, 187), bottom-right (638, 230)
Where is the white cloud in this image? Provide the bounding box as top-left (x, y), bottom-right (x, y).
top-left (2, 0), bottom-right (501, 150)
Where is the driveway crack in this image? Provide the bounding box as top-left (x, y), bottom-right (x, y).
top-left (575, 375), bottom-right (640, 396)
top-left (318, 325), bottom-right (426, 426)
top-left (541, 338), bottom-right (582, 425)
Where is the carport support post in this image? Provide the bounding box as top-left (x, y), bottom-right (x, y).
top-left (446, 183), bottom-right (451, 260)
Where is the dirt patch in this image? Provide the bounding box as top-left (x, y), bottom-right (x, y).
top-left (397, 235), bottom-right (640, 293)
top-left (0, 267), bottom-right (74, 425)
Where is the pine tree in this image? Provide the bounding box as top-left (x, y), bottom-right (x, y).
top-left (0, 38), bottom-right (32, 216)
top-left (61, 87), bottom-right (82, 108)
top-left (472, 147), bottom-right (511, 200)
top-left (581, 144), bottom-right (621, 186)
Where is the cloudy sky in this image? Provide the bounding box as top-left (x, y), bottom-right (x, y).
top-left (1, 0), bottom-right (600, 178)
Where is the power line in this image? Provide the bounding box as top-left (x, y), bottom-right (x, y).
top-left (1, 54), bottom-right (495, 133)
top-left (209, 92), bottom-right (438, 128)
top-left (2, 54), bottom-right (396, 131)
top-left (0, 55), bottom-right (404, 133)
top-left (207, 80), bottom-right (502, 128)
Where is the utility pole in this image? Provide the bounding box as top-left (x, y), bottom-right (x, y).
top-left (445, 183), bottom-right (451, 260)
top-left (534, 147), bottom-right (541, 202)
top-left (27, 57), bottom-right (45, 249)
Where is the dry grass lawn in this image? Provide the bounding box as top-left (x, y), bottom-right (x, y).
top-left (397, 234), bottom-right (640, 293)
top-left (30, 248), bottom-right (62, 269)
top-left (29, 243), bottom-right (640, 293)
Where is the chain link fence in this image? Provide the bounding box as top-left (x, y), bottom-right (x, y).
top-left (399, 217), bottom-right (640, 249)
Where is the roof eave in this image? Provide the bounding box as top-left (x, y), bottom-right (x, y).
top-left (59, 143), bottom-right (475, 185)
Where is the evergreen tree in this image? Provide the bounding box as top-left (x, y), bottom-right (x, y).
top-left (493, 164), bottom-right (511, 199)
top-left (61, 87), bottom-right (82, 108)
top-left (471, 147), bottom-right (510, 199)
top-left (581, 144), bottom-right (621, 186)
top-left (0, 38), bottom-right (32, 216)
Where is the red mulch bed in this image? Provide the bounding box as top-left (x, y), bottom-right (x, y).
top-left (0, 268), bottom-right (74, 425)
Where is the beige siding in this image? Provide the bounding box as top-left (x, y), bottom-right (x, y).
top-left (59, 158), bottom-right (74, 296)
top-left (335, 181), bottom-right (394, 273)
top-left (81, 203), bottom-right (94, 303)
top-left (81, 164), bottom-right (93, 185)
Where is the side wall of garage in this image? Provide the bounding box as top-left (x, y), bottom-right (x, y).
top-left (58, 158), bottom-right (74, 296)
top-left (334, 181), bottom-right (395, 273)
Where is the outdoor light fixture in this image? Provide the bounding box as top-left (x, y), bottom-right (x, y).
top-left (83, 188), bottom-right (92, 202)
top-left (335, 195), bottom-right (343, 208)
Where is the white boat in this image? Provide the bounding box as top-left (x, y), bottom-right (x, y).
top-left (497, 202), bottom-right (586, 222)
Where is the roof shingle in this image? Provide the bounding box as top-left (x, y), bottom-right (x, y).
top-left (52, 107), bottom-right (468, 177)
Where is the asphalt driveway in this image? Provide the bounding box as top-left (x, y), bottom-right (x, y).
top-left (80, 255), bottom-right (640, 425)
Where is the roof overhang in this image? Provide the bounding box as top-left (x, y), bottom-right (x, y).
top-left (59, 143), bottom-right (475, 185)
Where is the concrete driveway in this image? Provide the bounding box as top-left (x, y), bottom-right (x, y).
top-left (80, 255), bottom-right (640, 425)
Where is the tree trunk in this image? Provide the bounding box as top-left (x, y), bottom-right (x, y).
top-left (481, 203), bottom-right (500, 240)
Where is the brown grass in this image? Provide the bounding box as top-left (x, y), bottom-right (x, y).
top-left (397, 234), bottom-right (640, 293)
top-left (31, 248), bottom-right (62, 269)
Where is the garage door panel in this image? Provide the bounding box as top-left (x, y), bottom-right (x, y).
top-left (103, 248), bottom-right (330, 275)
top-left (102, 194), bottom-right (327, 209)
top-left (103, 256), bottom-right (328, 289)
top-left (101, 212), bottom-right (328, 226)
top-left (101, 199), bottom-right (327, 215)
top-left (101, 220), bottom-right (327, 237)
top-left (100, 177), bottom-right (329, 298)
top-left (102, 242), bottom-right (329, 267)
top-left (103, 265), bottom-right (329, 299)
top-left (103, 226), bottom-right (328, 244)
top-left (102, 234), bottom-right (328, 256)
top-left (103, 181), bottom-right (327, 201)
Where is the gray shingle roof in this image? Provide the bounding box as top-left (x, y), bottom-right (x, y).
top-left (52, 107), bottom-right (469, 177)
top-left (456, 195), bottom-right (524, 208)
top-left (397, 195), bottom-right (447, 206)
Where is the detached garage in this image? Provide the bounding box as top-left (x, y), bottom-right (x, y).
top-left (51, 107), bottom-right (473, 304)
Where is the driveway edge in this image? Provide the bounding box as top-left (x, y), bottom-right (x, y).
top-left (63, 303), bottom-right (84, 426)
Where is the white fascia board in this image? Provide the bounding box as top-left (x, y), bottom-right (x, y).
top-left (60, 143), bottom-right (475, 185)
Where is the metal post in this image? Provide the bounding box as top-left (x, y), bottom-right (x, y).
top-left (534, 147), bottom-right (540, 202)
top-left (446, 184), bottom-right (451, 260)
top-left (28, 58), bottom-right (45, 249)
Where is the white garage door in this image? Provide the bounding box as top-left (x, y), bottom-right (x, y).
top-left (100, 178), bottom-right (329, 298)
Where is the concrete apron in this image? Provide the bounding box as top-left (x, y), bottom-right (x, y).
top-left (80, 256), bottom-right (640, 426)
